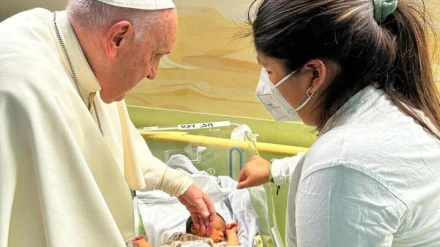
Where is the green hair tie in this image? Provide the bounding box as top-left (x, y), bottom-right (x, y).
top-left (373, 0), bottom-right (398, 23)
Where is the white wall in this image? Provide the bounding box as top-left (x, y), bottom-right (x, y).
top-left (0, 0), bottom-right (68, 21)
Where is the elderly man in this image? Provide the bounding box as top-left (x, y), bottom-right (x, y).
top-left (0, 0), bottom-right (216, 246)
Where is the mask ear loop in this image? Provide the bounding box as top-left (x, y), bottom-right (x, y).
top-left (294, 86), bottom-right (319, 112)
top-left (307, 87), bottom-right (320, 98)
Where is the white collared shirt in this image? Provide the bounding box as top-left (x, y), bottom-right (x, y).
top-left (272, 86), bottom-right (440, 246)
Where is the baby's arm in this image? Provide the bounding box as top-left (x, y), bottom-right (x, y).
top-left (226, 223), bottom-right (239, 246)
top-left (132, 236), bottom-right (153, 247)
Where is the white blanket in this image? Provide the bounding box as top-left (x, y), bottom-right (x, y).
top-left (136, 173), bottom-right (258, 247)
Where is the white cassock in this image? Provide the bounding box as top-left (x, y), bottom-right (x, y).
top-left (0, 3), bottom-right (193, 247)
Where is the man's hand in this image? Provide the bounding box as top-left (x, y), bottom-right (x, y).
top-left (237, 156), bottom-right (270, 189)
top-left (178, 184), bottom-right (216, 235)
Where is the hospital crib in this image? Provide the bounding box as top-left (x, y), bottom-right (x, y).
top-left (134, 120), bottom-right (309, 247)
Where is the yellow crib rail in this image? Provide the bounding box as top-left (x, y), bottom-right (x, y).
top-left (139, 130), bottom-right (308, 156)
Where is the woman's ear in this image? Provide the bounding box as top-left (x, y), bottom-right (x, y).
top-left (303, 59), bottom-right (327, 96)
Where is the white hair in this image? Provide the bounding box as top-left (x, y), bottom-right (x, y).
top-left (66, 0), bottom-right (168, 42)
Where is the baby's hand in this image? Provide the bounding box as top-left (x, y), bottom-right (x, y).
top-left (132, 236), bottom-right (148, 247)
top-left (226, 222), bottom-right (238, 235)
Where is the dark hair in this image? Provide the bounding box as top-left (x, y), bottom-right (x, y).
top-left (186, 213), bottom-right (225, 233)
top-left (247, 0), bottom-right (440, 138)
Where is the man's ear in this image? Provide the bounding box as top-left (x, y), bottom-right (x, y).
top-left (303, 59), bottom-right (327, 96)
top-left (104, 21), bottom-right (134, 58)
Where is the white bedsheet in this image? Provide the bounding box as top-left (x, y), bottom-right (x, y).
top-left (136, 172), bottom-right (258, 247)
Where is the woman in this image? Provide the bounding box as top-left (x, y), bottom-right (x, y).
top-left (237, 0), bottom-right (440, 246)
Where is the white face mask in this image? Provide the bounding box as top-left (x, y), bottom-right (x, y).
top-left (256, 68), bottom-right (312, 122)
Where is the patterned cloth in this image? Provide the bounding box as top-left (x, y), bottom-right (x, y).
top-left (162, 233), bottom-right (227, 247)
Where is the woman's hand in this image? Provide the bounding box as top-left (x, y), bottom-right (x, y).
top-left (237, 156), bottom-right (270, 189)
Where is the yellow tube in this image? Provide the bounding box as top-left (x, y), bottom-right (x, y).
top-left (139, 130), bottom-right (308, 156)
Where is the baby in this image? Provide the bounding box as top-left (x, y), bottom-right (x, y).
top-left (133, 213), bottom-right (239, 247)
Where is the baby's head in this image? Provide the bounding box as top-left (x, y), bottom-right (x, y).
top-left (186, 213), bottom-right (226, 243)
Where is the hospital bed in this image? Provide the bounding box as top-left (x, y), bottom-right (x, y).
top-left (135, 156), bottom-right (258, 247)
top-left (135, 122), bottom-right (289, 247)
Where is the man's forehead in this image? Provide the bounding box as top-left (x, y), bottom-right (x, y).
top-left (154, 33), bottom-right (174, 54)
top-left (152, 19), bottom-right (177, 54)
